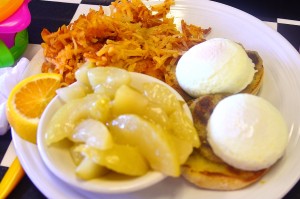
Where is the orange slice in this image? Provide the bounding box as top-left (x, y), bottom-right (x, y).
top-left (6, 73), bottom-right (62, 144)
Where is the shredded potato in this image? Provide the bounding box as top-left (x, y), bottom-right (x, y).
top-left (41, 0), bottom-right (211, 87)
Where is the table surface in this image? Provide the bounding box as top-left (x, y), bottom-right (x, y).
top-left (1, 0), bottom-right (300, 198)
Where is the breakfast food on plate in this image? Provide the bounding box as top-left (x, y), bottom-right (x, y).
top-left (176, 38), bottom-right (261, 98)
top-left (173, 35), bottom-right (288, 190)
top-left (241, 50), bottom-right (264, 95)
top-left (45, 67), bottom-right (199, 179)
top-left (40, 0), bottom-right (210, 88)
top-left (207, 94), bottom-right (288, 171)
top-left (171, 33), bottom-right (288, 190)
top-left (6, 73), bottom-right (61, 144)
top-left (182, 93), bottom-right (288, 190)
top-left (35, 0), bottom-right (287, 191)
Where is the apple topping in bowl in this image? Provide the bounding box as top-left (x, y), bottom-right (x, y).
top-left (38, 66), bottom-right (199, 193)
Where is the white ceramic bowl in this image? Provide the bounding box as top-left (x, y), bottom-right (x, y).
top-left (37, 72), bottom-right (191, 194)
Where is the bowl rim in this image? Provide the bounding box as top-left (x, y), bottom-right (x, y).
top-left (37, 71), bottom-right (190, 194)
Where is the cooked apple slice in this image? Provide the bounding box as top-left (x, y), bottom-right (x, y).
top-left (142, 104), bottom-right (169, 128)
top-left (87, 67), bottom-right (131, 98)
top-left (112, 85), bottom-right (149, 116)
top-left (56, 81), bottom-right (92, 103)
top-left (142, 82), bottom-right (182, 114)
top-left (170, 135), bottom-right (193, 164)
top-left (45, 94), bottom-right (110, 145)
top-left (168, 109), bottom-right (200, 148)
top-left (76, 157), bottom-right (108, 180)
top-left (143, 82), bottom-right (199, 147)
top-left (108, 114), bottom-right (180, 177)
top-left (75, 144), bottom-right (149, 176)
top-left (71, 119), bottom-right (114, 150)
top-left (75, 61), bottom-right (95, 85)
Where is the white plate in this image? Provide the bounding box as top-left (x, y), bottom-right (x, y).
top-left (12, 0), bottom-right (300, 198)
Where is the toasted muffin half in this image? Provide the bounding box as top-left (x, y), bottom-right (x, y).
top-left (241, 51), bottom-right (264, 95)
